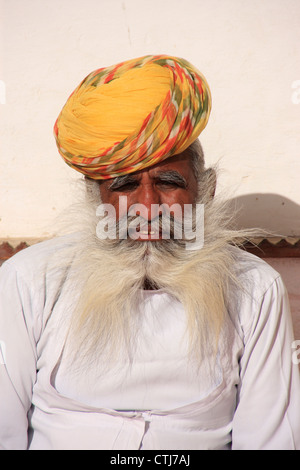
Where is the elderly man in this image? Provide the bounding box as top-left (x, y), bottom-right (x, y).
top-left (0, 55), bottom-right (300, 450)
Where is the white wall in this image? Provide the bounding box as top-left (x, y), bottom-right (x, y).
top-left (1, 0), bottom-right (300, 239)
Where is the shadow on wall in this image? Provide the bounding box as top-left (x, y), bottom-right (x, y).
top-left (226, 193), bottom-right (300, 237)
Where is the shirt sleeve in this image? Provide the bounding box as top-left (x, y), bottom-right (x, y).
top-left (0, 261), bottom-right (38, 450)
top-left (232, 275), bottom-right (300, 450)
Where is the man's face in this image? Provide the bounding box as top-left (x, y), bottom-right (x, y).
top-left (99, 151), bottom-right (198, 241)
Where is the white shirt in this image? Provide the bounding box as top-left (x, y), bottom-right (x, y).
top-left (0, 235), bottom-right (299, 450)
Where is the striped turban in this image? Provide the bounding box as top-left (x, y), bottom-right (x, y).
top-left (54, 55), bottom-right (211, 180)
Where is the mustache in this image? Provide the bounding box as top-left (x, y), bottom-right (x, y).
top-left (102, 208), bottom-right (201, 245)
top-left (94, 202), bottom-right (205, 251)
top-left (119, 213), bottom-right (181, 239)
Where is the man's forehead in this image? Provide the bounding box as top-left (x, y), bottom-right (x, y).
top-left (118, 151), bottom-right (193, 179)
top-left (98, 151), bottom-right (195, 191)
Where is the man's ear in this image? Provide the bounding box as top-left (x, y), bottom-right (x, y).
top-left (204, 167), bottom-right (217, 200)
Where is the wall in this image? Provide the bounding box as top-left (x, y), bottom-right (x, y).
top-left (1, 0), bottom-right (300, 240)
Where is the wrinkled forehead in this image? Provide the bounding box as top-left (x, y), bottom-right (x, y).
top-left (103, 150), bottom-right (196, 185)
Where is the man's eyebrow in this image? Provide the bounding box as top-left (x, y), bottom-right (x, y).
top-left (155, 170), bottom-right (187, 187)
top-left (108, 174), bottom-right (138, 190)
top-left (107, 170), bottom-right (187, 190)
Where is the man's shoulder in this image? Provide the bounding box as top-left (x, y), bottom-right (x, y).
top-left (230, 246), bottom-right (282, 298)
top-left (227, 247), bottom-right (287, 337)
top-left (1, 233), bottom-right (79, 279)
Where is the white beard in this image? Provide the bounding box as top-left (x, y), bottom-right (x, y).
top-left (55, 174), bottom-right (257, 372)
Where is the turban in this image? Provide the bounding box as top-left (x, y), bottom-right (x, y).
top-left (54, 55), bottom-right (211, 180)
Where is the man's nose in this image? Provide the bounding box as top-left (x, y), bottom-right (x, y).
top-left (132, 184), bottom-right (161, 221)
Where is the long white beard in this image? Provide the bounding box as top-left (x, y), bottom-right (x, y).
top-left (55, 175), bottom-right (256, 372)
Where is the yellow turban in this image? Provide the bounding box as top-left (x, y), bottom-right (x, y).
top-left (54, 55), bottom-right (211, 180)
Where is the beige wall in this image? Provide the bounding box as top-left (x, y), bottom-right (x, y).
top-left (1, 0), bottom-right (300, 240)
